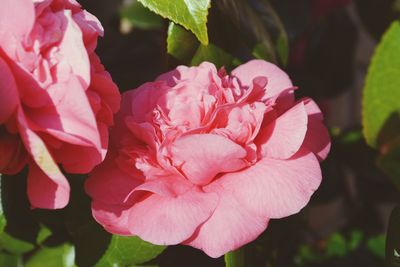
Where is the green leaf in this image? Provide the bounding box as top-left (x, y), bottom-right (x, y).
top-left (191, 44), bottom-right (238, 69)
top-left (120, 0), bottom-right (163, 31)
top-left (137, 0), bottom-right (210, 44)
top-left (167, 23), bottom-right (198, 63)
top-left (36, 225), bottom-right (52, 245)
top-left (224, 248), bottom-right (245, 267)
top-left (0, 233), bottom-right (34, 254)
top-left (367, 235), bottom-right (386, 259)
top-left (362, 21), bottom-right (400, 148)
top-left (95, 236), bottom-right (165, 267)
top-left (25, 244), bottom-right (75, 267)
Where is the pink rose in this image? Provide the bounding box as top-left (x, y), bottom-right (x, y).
top-left (86, 60), bottom-right (330, 257)
top-left (0, 0), bottom-right (120, 209)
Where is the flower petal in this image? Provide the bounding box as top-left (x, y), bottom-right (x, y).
top-left (17, 109), bottom-right (69, 209)
top-left (170, 134), bottom-right (247, 185)
top-left (257, 102), bottom-right (308, 159)
top-left (231, 59), bottom-right (294, 101)
top-left (0, 57), bottom-right (19, 123)
top-left (216, 150), bottom-right (322, 219)
top-left (27, 162), bottom-right (70, 209)
top-left (128, 187), bottom-right (218, 245)
top-left (27, 76), bottom-right (101, 151)
top-left (92, 201), bottom-right (132, 235)
top-left (85, 160), bottom-right (142, 205)
top-left (184, 188), bottom-right (269, 258)
top-left (0, 0), bottom-right (34, 55)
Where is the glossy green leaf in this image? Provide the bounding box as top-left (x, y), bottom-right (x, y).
top-left (95, 236), bottom-right (165, 267)
top-left (224, 248), bottom-right (245, 267)
top-left (167, 23), bottom-right (198, 63)
top-left (120, 0), bottom-right (163, 30)
top-left (25, 244), bottom-right (75, 267)
top-left (191, 44), bottom-right (238, 69)
top-left (363, 21), bottom-right (400, 148)
top-left (137, 0), bottom-right (210, 44)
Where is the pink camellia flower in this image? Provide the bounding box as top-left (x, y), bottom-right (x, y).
top-left (0, 0), bottom-right (120, 209)
top-left (86, 60), bottom-right (330, 257)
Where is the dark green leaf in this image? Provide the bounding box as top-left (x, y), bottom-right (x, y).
top-left (252, 43), bottom-right (274, 62)
top-left (325, 233), bottom-right (347, 257)
top-left (25, 244), bottom-right (75, 267)
top-left (167, 23), bottom-right (198, 63)
top-left (377, 141), bottom-right (400, 190)
top-left (0, 175), bottom-right (6, 234)
top-left (137, 0), bottom-right (210, 44)
top-left (224, 248), bottom-right (245, 267)
top-left (191, 44), bottom-right (238, 69)
top-left (36, 225), bottom-right (52, 245)
top-left (348, 231), bottom-right (363, 251)
top-left (0, 253), bottom-right (20, 267)
top-left (367, 235), bottom-right (386, 259)
top-left (0, 233), bottom-right (34, 254)
top-left (95, 236), bottom-right (165, 267)
top-left (386, 206), bottom-right (400, 267)
top-left (363, 21), bottom-right (400, 148)
top-left (120, 0), bottom-right (163, 31)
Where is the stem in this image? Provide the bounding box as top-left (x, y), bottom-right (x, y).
top-left (224, 247), bottom-right (245, 267)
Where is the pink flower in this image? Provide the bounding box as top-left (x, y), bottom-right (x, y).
top-left (0, 0), bottom-right (120, 209)
top-left (86, 60), bottom-right (330, 257)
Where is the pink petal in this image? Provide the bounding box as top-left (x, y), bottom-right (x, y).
top-left (302, 118), bottom-right (331, 161)
top-left (128, 187), bottom-right (218, 245)
top-left (17, 109), bottom-right (69, 209)
top-left (56, 10), bottom-right (90, 86)
top-left (27, 76), bottom-right (101, 151)
top-left (301, 98), bottom-right (331, 161)
top-left (231, 60), bottom-right (294, 101)
top-left (170, 134), bottom-right (247, 185)
top-left (0, 0), bottom-right (34, 55)
top-left (184, 189), bottom-right (269, 258)
top-left (92, 201), bottom-right (132, 235)
top-left (216, 150), bottom-right (322, 219)
top-left (27, 162), bottom-right (70, 209)
top-left (0, 57), bottom-right (19, 123)
top-left (85, 160), bottom-right (142, 205)
top-left (257, 102), bottom-right (308, 159)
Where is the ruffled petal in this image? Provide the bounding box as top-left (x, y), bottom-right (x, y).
top-left (0, 57), bottom-right (19, 123)
top-left (17, 109), bottom-right (69, 209)
top-left (231, 59), bottom-right (294, 101)
top-left (184, 188), bottom-right (268, 258)
top-left (170, 134), bottom-right (247, 185)
top-left (127, 187), bottom-right (218, 245)
top-left (215, 150), bottom-right (322, 219)
top-left (257, 102), bottom-right (308, 159)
